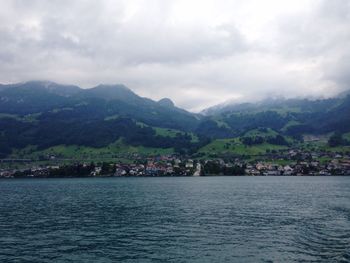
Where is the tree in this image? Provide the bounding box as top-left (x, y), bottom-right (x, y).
top-left (101, 162), bottom-right (111, 175)
top-left (328, 133), bottom-right (347, 147)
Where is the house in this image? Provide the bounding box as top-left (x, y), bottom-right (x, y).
top-left (185, 159), bottom-right (194, 168)
top-left (115, 168), bottom-right (127, 176)
top-left (283, 165), bottom-right (293, 175)
top-left (91, 166), bottom-right (102, 176)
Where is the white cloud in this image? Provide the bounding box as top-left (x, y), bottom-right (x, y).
top-left (0, 0), bottom-right (349, 111)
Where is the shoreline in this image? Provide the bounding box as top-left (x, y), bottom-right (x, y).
top-left (1, 174), bottom-right (350, 179)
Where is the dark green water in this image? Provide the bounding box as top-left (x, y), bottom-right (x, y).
top-left (0, 176), bottom-right (349, 262)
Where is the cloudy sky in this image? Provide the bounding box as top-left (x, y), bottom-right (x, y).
top-left (1, 0), bottom-right (349, 111)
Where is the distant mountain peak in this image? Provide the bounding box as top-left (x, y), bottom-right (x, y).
top-left (0, 80), bottom-right (81, 96)
top-left (158, 98), bottom-right (175, 107)
top-left (84, 84), bottom-right (141, 102)
top-left (5, 80), bottom-right (58, 88)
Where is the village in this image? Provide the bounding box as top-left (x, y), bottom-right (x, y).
top-left (1, 148), bottom-right (350, 178)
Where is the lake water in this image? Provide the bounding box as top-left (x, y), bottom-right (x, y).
top-left (0, 176), bottom-right (349, 262)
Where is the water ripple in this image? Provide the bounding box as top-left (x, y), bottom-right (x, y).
top-left (0, 176), bottom-right (349, 262)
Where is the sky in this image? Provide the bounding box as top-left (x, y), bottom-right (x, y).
top-left (0, 0), bottom-right (350, 112)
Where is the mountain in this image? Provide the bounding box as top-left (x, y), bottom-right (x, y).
top-left (158, 98), bottom-right (175, 108)
top-left (0, 81), bottom-right (80, 114)
top-left (80, 84), bottom-right (142, 102)
top-left (0, 81), bottom-right (199, 129)
top-left (0, 80), bottom-right (81, 96)
top-left (0, 81), bottom-right (349, 159)
top-left (201, 96), bottom-right (339, 116)
top-left (199, 94), bottom-right (350, 139)
top-left (0, 81), bottom-right (205, 158)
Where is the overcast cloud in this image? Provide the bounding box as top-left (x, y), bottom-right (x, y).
top-left (0, 0), bottom-right (349, 111)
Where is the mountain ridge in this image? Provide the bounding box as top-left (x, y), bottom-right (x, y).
top-left (0, 80), bottom-right (349, 158)
top-left (200, 92), bottom-right (350, 116)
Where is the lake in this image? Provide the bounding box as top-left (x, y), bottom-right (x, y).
top-left (0, 176), bottom-right (349, 262)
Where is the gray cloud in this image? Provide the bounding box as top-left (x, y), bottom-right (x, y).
top-left (0, 0), bottom-right (349, 111)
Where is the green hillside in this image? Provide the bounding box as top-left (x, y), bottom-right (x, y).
top-left (198, 138), bottom-right (287, 156)
top-left (10, 139), bottom-right (174, 162)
